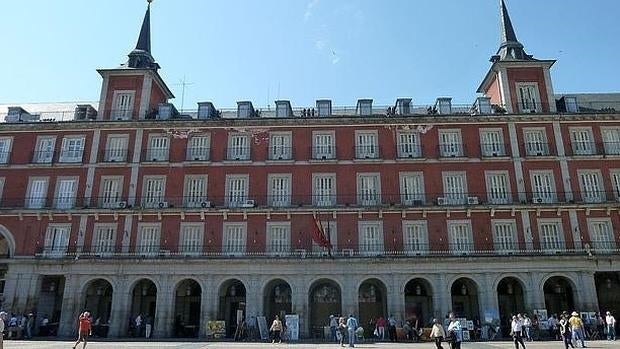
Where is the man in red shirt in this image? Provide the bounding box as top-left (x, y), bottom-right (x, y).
top-left (73, 311), bottom-right (92, 349)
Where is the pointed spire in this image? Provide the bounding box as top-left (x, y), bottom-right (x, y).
top-left (127, 0), bottom-right (158, 70)
top-left (493, 0), bottom-right (534, 62)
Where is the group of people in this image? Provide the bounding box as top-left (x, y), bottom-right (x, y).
top-left (130, 313), bottom-right (153, 338)
top-left (326, 314), bottom-right (362, 347)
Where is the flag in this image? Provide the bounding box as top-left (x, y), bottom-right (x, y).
top-left (312, 214), bottom-right (330, 248)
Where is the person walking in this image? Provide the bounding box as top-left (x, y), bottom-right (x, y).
top-left (447, 313), bottom-right (462, 349)
top-left (511, 315), bottom-right (526, 349)
top-left (387, 314), bottom-right (397, 342)
top-left (134, 314), bottom-right (143, 337)
top-left (346, 314), bottom-right (358, 348)
top-left (522, 313), bottom-right (532, 342)
top-left (338, 316), bottom-right (347, 347)
top-left (606, 311), bottom-right (616, 341)
top-left (26, 313), bottom-right (34, 339)
top-left (430, 318), bottom-right (446, 349)
top-left (376, 316), bottom-right (386, 340)
top-left (0, 311), bottom-right (6, 349)
top-left (560, 314), bottom-right (574, 349)
top-left (329, 315), bottom-right (338, 342)
top-left (72, 311), bottom-right (92, 349)
top-left (269, 314), bottom-right (283, 344)
top-left (569, 311), bottom-right (586, 348)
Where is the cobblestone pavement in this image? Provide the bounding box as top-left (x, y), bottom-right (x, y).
top-left (4, 340), bottom-right (620, 349)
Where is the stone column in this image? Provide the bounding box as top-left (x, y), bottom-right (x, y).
top-left (387, 274), bottom-right (406, 323)
top-left (108, 276), bottom-right (130, 338)
top-left (575, 271), bottom-right (598, 311)
top-left (433, 274), bottom-right (450, 320)
top-left (526, 272), bottom-right (545, 311)
top-left (292, 274), bottom-right (310, 339)
top-left (153, 275), bottom-right (173, 338)
top-left (341, 274), bottom-right (356, 317)
top-left (58, 274), bottom-right (82, 337)
top-left (199, 277), bottom-right (216, 338)
top-left (245, 275), bottom-right (260, 322)
top-left (478, 273), bottom-right (499, 323)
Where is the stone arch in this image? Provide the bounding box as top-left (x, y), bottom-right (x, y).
top-left (0, 224), bottom-right (17, 258)
top-left (262, 278), bottom-right (292, 325)
top-left (542, 275), bottom-right (577, 317)
top-left (404, 277), bottom-right (434, 324)
top-left (450, 277), bottom-right (481, 320)
top-left (357, 278), bottom-right (388, 335)
top-left (218, 278), bottom-right (247, 338)
top-left (128, 278), bottom-right (158, 337)
top-left (308, 278), bottom-right (342, 339)
top-left (82, 278), bottom-right (114, 336)
top-left (172, 278), bottom-right (202, 338)
top-left (496, 276), bottom-right (527, 337)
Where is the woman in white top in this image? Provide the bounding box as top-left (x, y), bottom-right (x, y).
top-left (511, 314), bottom-right (526, 349)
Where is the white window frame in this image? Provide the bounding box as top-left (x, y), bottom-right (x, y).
top-left (187, 134), bottom-right (211, 161)
top-left (53, 176), bottom-right (78, 209)
top-left (43, 224), bottom-right (70, 257)
top-left (610, 170), bottom-right (620, 201)
top-left (268, 132), bottom-right (292, 160)
top-left (227, 133), bottom-right (250, 160)
top-left (492, 219), bottom-right (518, 253)
top-left (312, 173), bottom-right (336, 207)
top-left (396, 131), bottom-right (421, 158)
top-left (136, 223), bottom-right (161, 255)
top-left (442, 171), bottom-right (467, 205)
top-left (587, 218), bottom-right (615, 253)
top-left (34, 136), bottom-right (56, 163)
top-left (530, 170), bottom-right (557, 204)
top-left (523, 128), bottom-right (549, 156)
top-left (577, 170), bottom-right (605, 203)
top-left (26, 177), bottom-right (49, 209)
top-left (355, 130), bottom-right (379, 159)
top-left (516, 82), bottom-right (542, 113)
top-left (601, 127), bottom-right (620, 155)
top-left (357, 173), bottom-right (381, 206)
top-left (223, 222), bottom-right (247, 256)
top-left (266, 222), bottom-right (291, 256)
top-left (312, 131), bottom-right (335, 159)
top-left (92, 223), bottom-right (117, 255)
top-left (447, 220), bottom-right (473, 254)
top-left (141, 176), bottom-right (166, 208)
top-left (0, 137), bottom-right (13, 164)
top-left (399, 172), bottom-right (425, 206)
top-left (59, 135), bottom-right (85, 163)
top-left (569, 127), bottom-right (595, 155)
top-left (358, 221), bottom-right (384, 256)
top-left (183, 175), bottom-right (208, 208)
top-left (147, 134), bottom-right (169, 162)
top-left (225, 174), bottom-right (249, 207)
top-left (438, 129), bottom-right (463, 157)
top-left (0, 177), bottom-right (4, 205)
top-left (179, 223), bottom-right (204, 255)
top-left (479, 128), bottom-right (506, 157)
top-left (485, 171), bottom-right (512, 204)
top-left (537, 219), bottom-right (565, 253)
top-left (105, 134), bottom-right (129, 162)
top-left (111, 90), bottom-right (135, 120)
top-left (402, 220), bottom-right (428, 255)
top-left (268, 174), bottom-right (291, 207)
top-left (99, 176), bottom-right (124, 208)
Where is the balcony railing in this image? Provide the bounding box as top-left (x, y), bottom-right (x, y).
top-left (225, 147), bottom-right (251, 161)
top-left (480, 143), bottom-right (509, 157)
top-left (100, 149), bottom-right (128, 162)
top-left (396, 144), bottom-right (423, 159)
top-left (310, 146), bottom-right (337, 160)
top-left (33, 241), bottom-right (620, 259)
top-left (438, 144), bottom-right (467, 158)
top-left (186, 147), bottom-right (211, 161)
top-left (524, 142), bottom-right (554, 157)
top-left (143, 148), bottom-right (169, 162)
top-left (267, 146), bottom-right (293, 161)
top-left (354, 146), bottom-right (381, 159)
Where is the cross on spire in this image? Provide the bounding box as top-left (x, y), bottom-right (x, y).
top-left (493, 0), bottom-right (534, 62)
top-left (127, 0), bottom-right (158, 70)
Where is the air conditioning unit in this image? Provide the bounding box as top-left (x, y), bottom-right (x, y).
top-left (412, 199), bottom-right (424, 206)
top-left (117, 201), bottom-right (128, 209)
top-left (437, 197), bottom-right (447, 206)
top-left (200, 201), bottom-right (212, 208)
top-left (240, 199), bottom-right (255, 208)
top-left (158, 201), bottom-right (169, 209)
top-left (294, 248), bottom-right (307, 258)
top-left (467, 196), bottom-right (479, 205)
top-left (341, 248), bottom-right (354, 257)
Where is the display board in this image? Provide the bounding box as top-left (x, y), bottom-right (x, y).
top-left (257, 316), bottom-right (269, 340)
top-left (206, 321), bottom-right (226, 339)
top-left (285, 314), bottom-right (299, 341)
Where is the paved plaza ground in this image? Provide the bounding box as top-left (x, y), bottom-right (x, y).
top-left (4, 340), bottom-right (620, 349)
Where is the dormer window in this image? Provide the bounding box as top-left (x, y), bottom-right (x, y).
top-left (396, 98), bottom-right (412, 115)
top-left (275, 100), bottom-right (292, 118)
top-left (564, 97), bottom-right (578, 113)
top-left (197, 102), bottom-right (217, 119)
top-left (111, 91), bottom-right (135, 120)
top-left (237, 101), bottom-right (254, 118)
top-left (475, 97), bottom-right (492, 114)
top-left (316, 100), bottom-right (332, 117)
top-left (357, 99), bottom-right (373, 116)
top-left (157, 103), bottom-right (178, 120)
top-left (516, 83), bottom-right (541, 113)
top-left (435, 98), bottom-right (452, 115)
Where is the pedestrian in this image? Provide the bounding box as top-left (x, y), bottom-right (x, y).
top-left (447, 313), bottom-right (462, 349)
top-left (269, 314), bottom-right (282, 344)
top-left (26, 313), bottom-right (34, 339)
top-left (134, 314), bottom-right (142, 337)
top-left (72, 311), bottom-right (92, 349)
top-left (145, 315), bottom-right (153, 338)
top-left (329, 315), bottom-right (337, 341)
top-left (511, 315), bottom-right (526, 349)
top-left (606, 311), bottom-right (616, 341)
top-left (569, 311), bottom-right (586, 347)
top-left (346, 314), bottom-right (358, 348)
top-left (560, 314), bottom-right (574, 349)
top-left (376, 316), bottom-right (386, 340)
top-left (40, 314), bottom-right (49, 336)
top-left (0, 311), bottom-right (6, 349)
top-left (387, 314), bottom-right (397, 342)
top-left (338, 316), bottom-right (347, 347)
top-left (523, 313), bottom-right (532, 341)
top-left (548, 314), bottom-right (559, 340)
top-left (430, 318), bottom-right (446, 349)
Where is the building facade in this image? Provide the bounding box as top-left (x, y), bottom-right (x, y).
top-left (0, 0), bottom-right (619, 339)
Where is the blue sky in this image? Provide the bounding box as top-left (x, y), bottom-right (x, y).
top-left (0, 0), bottom-right (619, 109)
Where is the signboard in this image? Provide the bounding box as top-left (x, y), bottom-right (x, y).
top-left (285, 314), bottom-right (299, 341)
top-left (257, 316), bottom-right (269, 340)
top-left (533, 309), bottom-right (548, 321)
top-left (206, 321), bottom-right (226, 339)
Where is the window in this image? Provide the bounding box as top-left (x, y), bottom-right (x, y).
top-left (358, 221), bottom-right (383, 256)
top-left (311, 220), bottom-right (337, 255)
top-left (225, 175), bottom-right (248, 207)
top-left (269, 133), bottom-right (292, 160)
top-left (538, 220), bottom-right (565, 252)
top-left (578, 171), bottom-right (604, 203)
top-left (59, 136), bottom-right (85, 163)
top-left (439, 130), bottom-right (463, 157)
top-left (92, 224), bottom-right (116, 254)
top-left (442, 172), bottom-right (467, 205)
top-left (313, 173), bottom-right (336, 207)
top-left (588, 219), bottom-right (615, 253)
top-left (516, 83), bottom-right (541, 112)
top-left (275, 101), bottom-right (291, 118)
top-left (141, 176), bottom-right (166, 208)
top-left (105, 135), bottom-right (128, 162)
top-left (492, 220), bottom-right (517, 253)
top-left (402, 221), bottom-right (428, 255)
top-left (34, 136), bottom-right (56, 163)
top-left (0, 137), bottom-right (12, 164)
top-left (0, 177), bottom-right (4, 205)
top-left (400, 172), bottom-right (424, 205)
top-left (357, 173), bottom-right (381, 206)
top-left (183, 175), bottom-right (208, 208)
top-left (187, 135), bottom-right (210, 161)
top-left (486, 171), bottom-right (511, 204)
top-left (564, 96), bottom-right (578, 113)
top-left (180, 223), bottom-right (204, 255)
top-left (54, 177), bottom-right (77, 209)
top-left (355, 131), bottom-right (378, 159)
top-left (99, 177), bottom-right (123, 208)
top-left (147, 135), bottom-right (169, 161)
top-left (237, 102), bottom-right (252, 118)
top-left (611, 170), bottom-right (620, 200)
top-left (44, 224), bottom-right (70, 257)
top-left (357, 100), bottom-right (372, 116)
top-left (268, 174), bottom-right (291, 207)
top-left (137, 224), bottom-right (161, 255)
top-left (313, 132), bottom-right (335, 159)
top-left (570, 128), bottom-right (594, 155)
top-left (530, 171), bottom-right (556, 203)
top-left (227, 134), bottom-right (250, 160)
top-left (316, 100), bottom-right (332, 117)
top-left (602, 128), bottom-right (620, 155)
top-left (223, 223), bottom-right (246, 255)
top-left (397, 132), bottom-right (421, 158)
top-left (111, 91), bottom-right (134, 120)
top-left (524, 128), bottom-right (549, 156)
top-left (480, 129), bottom-right (505, 157)
top-left (26, 177), bottom-right (48, 208)
top-left (448, 220), bottom-right (473, 253)
top-left (267, 222), bottom-right (291, 255)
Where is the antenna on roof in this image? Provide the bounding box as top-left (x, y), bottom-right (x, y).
top-left (174, 76), bottom-right (194, 112)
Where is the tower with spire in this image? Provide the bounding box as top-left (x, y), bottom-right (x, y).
top-left (478, 0), bottom-right (556, 113)
top-left (96, 0), bottom-right (173, 121)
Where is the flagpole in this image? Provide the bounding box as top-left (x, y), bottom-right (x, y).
top-left (326, 218), bottom-right (333, 258)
